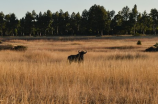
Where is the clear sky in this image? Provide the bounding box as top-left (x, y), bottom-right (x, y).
top-left (0, 0), bottom-right (157, 19)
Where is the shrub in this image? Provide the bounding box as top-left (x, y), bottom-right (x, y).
top-left (145, 47), bottom-right (158, 52)
top-left (145, 43), bottom-right (158, 52)
top-left (137, 40), bottom-right (141, 45)
top-left (0, 40), bottom-right (3, 44)
top-left (13, 45), bottom-right (27, 51)
top-left (153, 43), bottom-right (158, 48)
top-left (96, 34), bottom-right (102, 37)
top-left (133, 33), bottom-right (140, 36)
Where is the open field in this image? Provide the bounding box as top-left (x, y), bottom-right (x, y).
top-left (0, 36), bottom-right (158, 104)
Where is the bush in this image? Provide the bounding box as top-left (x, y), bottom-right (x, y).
top-left (153, 43), bottom-right (158, 48)
top-left (145, 47), bottom-right (158, 52)
top-left (13, 45), bottom-right (27, 51)
top-left (96, 34), bottom-right (102, 37)
top-left (137, 40), bottom-right (141, 45)
top-left (0, 40), bottom-right (3, 44)
top-left (133, 33), bottom-right (140, 36)
top-left (145, 43), bottom-right (158, 52)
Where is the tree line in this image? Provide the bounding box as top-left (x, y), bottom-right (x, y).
top-left (0, 4), bottom-right (158, 36)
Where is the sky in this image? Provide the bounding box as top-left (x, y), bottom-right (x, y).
top-left (0, 0), bottom-right (157, 19)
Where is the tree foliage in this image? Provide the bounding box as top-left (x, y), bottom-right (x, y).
top-left (0, 4), bottom-right (157, 36)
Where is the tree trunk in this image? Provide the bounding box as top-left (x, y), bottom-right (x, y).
top-left (0, 31), bottom-right (3, 36)
top-left (45, 30), bottom-right (46, 36)
top-left (98, 30), bottom-right (99, 35)
top-left (101, 30), bottom-right (103, 35)
top-left (134, 25), bottom-right (135, 35)
top-left (77, 25), bottom-right (80, 31)
top-left (57, 26), bottom-right (59, 35)
top-left (153, 25), bottom-right (156, 35)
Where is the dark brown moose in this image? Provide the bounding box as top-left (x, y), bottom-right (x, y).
top-left (68, 50), bottom-right (87, 63)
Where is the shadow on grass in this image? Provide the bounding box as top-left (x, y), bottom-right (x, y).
top-left (108, 53), bottom-right (148, 60)
top-left (0, 44), bottom-right (27, 51)
top-left (106, 46), bottom-right (140, 50)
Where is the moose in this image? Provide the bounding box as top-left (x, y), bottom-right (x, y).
top-left (68, 50), bottom-right (87, 63)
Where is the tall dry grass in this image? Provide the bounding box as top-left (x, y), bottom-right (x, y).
top-left (0, 38), bottom-right (158, 104)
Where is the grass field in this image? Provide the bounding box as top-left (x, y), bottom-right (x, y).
top-left (0, 36), bottom-right (158, 104)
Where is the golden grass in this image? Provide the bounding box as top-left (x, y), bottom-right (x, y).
top-left (0, 38), bottom-right (158, 104)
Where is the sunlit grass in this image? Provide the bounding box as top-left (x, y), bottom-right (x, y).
top-left (0, 38), bottom-right (158, 103)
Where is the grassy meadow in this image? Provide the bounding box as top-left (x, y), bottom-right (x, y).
top-left (0, 36), bottom-right (158, 104)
